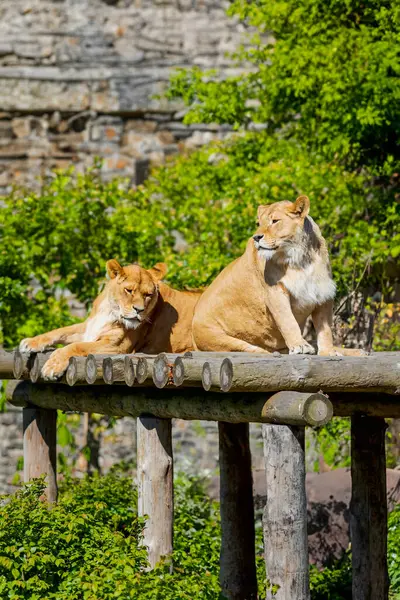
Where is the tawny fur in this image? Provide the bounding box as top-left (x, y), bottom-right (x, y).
top-left (20, 261), bottom-right (202, 380)
top-left (192, 196), bottom-right (363, 356)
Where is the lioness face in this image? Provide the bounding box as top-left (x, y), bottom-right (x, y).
top-left (253, 195), bottom-right (310, 260)
top-left (106, 260), bottom-right (167, 330)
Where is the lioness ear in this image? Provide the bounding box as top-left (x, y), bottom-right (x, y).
top-left (106, 259), bottom-right (123, 279)
top-left (290, 195), bottom-right (310, 218)
top-left (257, 205), bottom-right (269, 222)
top-left (148, 262), bottom-right (167, 281)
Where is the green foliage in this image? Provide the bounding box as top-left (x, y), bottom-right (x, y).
top-left (0, 471), bottom-right (399, 599)
top-left (388, 502), bottom-right (400, 597)
top-left (1, 136), bottom-right (399, 349)
top-left (309, 553), bottom-right (352, 600)
top-left (166, 0), bottom-right (400, 174)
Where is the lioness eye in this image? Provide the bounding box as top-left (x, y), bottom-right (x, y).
top-left (124, 288), bottom-right (133, 294)
top-left (272, 219), bottom-right (280, 224)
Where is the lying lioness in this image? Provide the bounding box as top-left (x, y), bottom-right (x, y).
top-left (193, 195), bottom-right (359, 355)
top-left (20, 260), bottom-right (202, 380)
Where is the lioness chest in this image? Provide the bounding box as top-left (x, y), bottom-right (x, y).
top-left (279, 261), bottom-right (336, 317)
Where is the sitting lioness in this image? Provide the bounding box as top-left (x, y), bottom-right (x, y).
top-left (193, 195), bottom-right (358, 355)
top-left (20, 260), bottom-right (202, 380)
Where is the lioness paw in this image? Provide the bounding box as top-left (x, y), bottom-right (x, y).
top-left (289, 342), bottom-right (315, 355)
top-left (41, 354), bottom-right (69, 381)
top-left (20, 337), bottom-right (50, 353)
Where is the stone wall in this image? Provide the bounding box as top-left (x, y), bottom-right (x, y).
top-left (0, 0), bottom-right (254, 191)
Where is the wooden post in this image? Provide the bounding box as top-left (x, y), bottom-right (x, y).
top-left (219, 422), bottom-right (257, 600)
top-left (262, 424), bottom-right (309, 600)
top-left (137, 416), bottom-right (173, 569)
top-left (23, 406), bottom-right (57, 502)
top-left (350, 415), bottom-right (389, 600)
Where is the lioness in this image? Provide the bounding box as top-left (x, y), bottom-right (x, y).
top-left (193, 195), bottom-right (358, 355)
top-left (20, 260), bottom-right (202, 380)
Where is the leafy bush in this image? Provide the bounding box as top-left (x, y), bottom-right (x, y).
top-left (167, 0), bottom-right (400, 174)
top-left (0, 471), bottom-right (398, 599)
top-left (388, 503), bottom-right (400, 598)
top-left (0, 472), bottom-right (222, 600)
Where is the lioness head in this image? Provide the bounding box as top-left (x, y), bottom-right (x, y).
top-left (253, 195), bottom-right (310, 261)
top-left (106, 260), bottom-right (167, 329)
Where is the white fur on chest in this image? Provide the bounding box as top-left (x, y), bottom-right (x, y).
top-left (83, 303), bottom-right (116, 342)
top-left (281, 262), bottom-right (336, 311)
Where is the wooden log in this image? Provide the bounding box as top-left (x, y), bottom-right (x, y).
top-left (137, 416), bottom-right (173, 568)
top-left (85, 353), bottom-right (106, 384)
top-left (219, 354), bottom-right (400, 393)
top-left (177, 353), bottom-right (279, 388)
top-left (23, 406), bottom-right (57, 502)
top-left (6, 381), bottom-right (335, 425)
top-left (202, 360), bottom-right (222, 391)
top-left (0, 350), bottom-right (14, 379)
top-left (103, 355), bottom-right (126, 385)
top-left (219, 422), bottom-right (257, 600)
top-left (153, 353), bottom-right (175, 389)
top-left (124, 356), bottom-right (136, 387)
top-left (263, 424), bottom-right (309, 600)
top-left (66, 357), bottom-right (88, 386)
top-left (30, 353), bottom-right (52, 383)
top-left (137, 357), bottom-right (155, 384)
top-left (350, 415), bottom-right (389, 600)
top-left (173, 355), bottom-right (203, 387)
top-left (13, 350), bottom-right (53, 380)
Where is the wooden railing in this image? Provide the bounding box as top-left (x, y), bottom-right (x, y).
top-left (2, 349), bottom-right (400, 600)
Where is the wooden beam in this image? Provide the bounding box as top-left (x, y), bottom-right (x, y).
top-left (137, 416), bottom-right (173, 569)
top-left (350, 415), bottom-right (389, 600)
top-left (219, 422), bottom-right (257, 600)
top-left (263, 424), bottom-right (309, 600)
top-left (23, 406), bottom-right (57, 503)
top-left (219, 354), bottom-right (400, 393)
top-left (7, 382), bottom-right (334, 426)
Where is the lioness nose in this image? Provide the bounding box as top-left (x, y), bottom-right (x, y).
top-left (135, 306), bottom-right (145, 313)
top-left (253, 234), bottom-right (263, 242)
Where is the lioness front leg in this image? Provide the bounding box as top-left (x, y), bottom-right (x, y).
top-left (311, 301), bottom-right (337, 356)
top-left (20, 323), bottom-right (86, 353)
top-left (266, 285), bottom-right (315, 355)
top-left (41, 340), bottom-right (125, 381)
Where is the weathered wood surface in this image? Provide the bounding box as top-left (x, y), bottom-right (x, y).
top-left (153, 353), bottom-right (176, 389)
top-left (137, 357), bottom-right (156, 384)
top-left (202, 360), bottom-right (223, 391)
top-left (0, 350), bottom-right (14, 379)
top-left (85, 354), bottom-right (110, 384)
top-left (350, 415), bottom-right (389, 600)
top-left (219, 354), bottom-right (400, 393)
top-left (124, 356), bottom-right (136, 387)
top-left (9, 351), bottom-right (400, 395)
top-left (13, 350), bottom-right (54, 380)
top-left (7, 381), bottom-right (335, 425)
top-left (23, 406), bottom-right (57, 502)
top-left (219, 422), bottom-right (257, 600)
top-left (263, 424), bottom-right (309, 600)
top-left (103, 355), bottom-right (126, 385)
top-left (137, 416), bottom-right (173, 569)
top-left (66, 357), bottom-right (89, 386)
